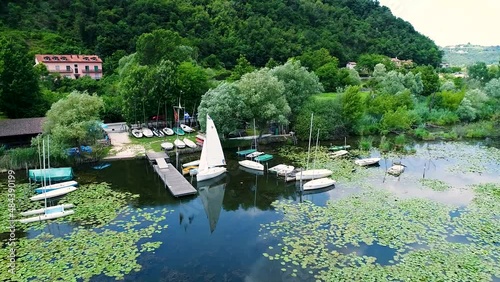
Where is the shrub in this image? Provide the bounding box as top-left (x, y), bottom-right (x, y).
top-left (358, 136), bottom-right (374, 151)
top-left (378, 135), bottom-right (391, 152)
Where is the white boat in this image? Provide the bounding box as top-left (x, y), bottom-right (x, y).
top-left (183, 138), bottom-right (197, 148)
top-left (163, 127), bottom-right (174, 136)
top-left (239, 159), bottom-right (264, 171)
top-left (303, 178), bottom-right (336, 190)
top-left (161, 142), bottom-right (174, 150)
top-left (30, 186), bottom-right (78, 201)
top-left (174, 139), bottom-right (186, 149)
top-left (131, 129), bottom-right (143, 138)
top-left (197, 114), bottom-right (227, 182)
top-left (19, 206), bottom-right (75, 223)
top-left (269, 164), bottom-right (295, 176)
top-left (330, 150), bottom-right (349, 158)
top-left (20, 204), bottom-right (74, 216)
top-left (34, 180), bottom-right (78, 194)
top-left (180, 124), bottom-right (195, 133)
top-left (387, 164), bottom-right (405, 176)
top-left (246, 151), bottom-right (264, 158)
top-left (354, 157), bottom-right (381, 167)
top-left (142, 127), bottom-right (154, 138)
top-left (295, 169), bottom-right (333, 181)
top-left (183, 160), bottom-right (200, 167)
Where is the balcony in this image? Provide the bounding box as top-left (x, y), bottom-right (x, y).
top-left (82, 69), bottom-right (103, 73)
top-left (52, 68), bottom-right (73, 73)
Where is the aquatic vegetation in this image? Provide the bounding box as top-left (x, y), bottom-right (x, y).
top-left (419, 178), bottom-right (451, 191)
top-left (357, 136), bottom-right (374, 151)
top-left (260, 183), bottom-right (500, 281)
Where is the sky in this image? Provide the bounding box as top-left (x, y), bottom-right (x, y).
top-left (377, 0), bottom-right (500, 47)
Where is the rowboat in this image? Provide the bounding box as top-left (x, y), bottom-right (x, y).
top-left (354, 157), bottom-right (381, 166)
top-left (329, 150), bottom-right (349, 158)
top-left (387, 164), bottom-right (405, 176)
top-left (328, 145), bottom-right (351, 151)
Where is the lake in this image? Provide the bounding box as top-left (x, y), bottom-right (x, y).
top-left (3, 139), bottom-right (500, 281)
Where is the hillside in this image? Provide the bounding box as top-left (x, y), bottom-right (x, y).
top-left (0, 0), bottom-right (442, 71)
top-left (442, 44), bottom-right (500, 66)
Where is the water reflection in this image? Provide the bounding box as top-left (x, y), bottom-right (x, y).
top-left (197, 177), bottom-right (226, 234)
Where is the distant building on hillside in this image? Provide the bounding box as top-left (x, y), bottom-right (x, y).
top-left (391, 57), bottom-right (413, 68)
top-left (35, 54), bottom-right (103, 80)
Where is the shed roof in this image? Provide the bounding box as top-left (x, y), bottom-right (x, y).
top-left (0, 117), bottom-right (45, 137)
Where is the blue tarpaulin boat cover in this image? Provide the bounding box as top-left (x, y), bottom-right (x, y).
top-left (29, 167), bottom-right (74, 182)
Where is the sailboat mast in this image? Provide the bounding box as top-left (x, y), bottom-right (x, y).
top-left (306, 113), bottom-right (314, 170)
top-left (42, 138), bottom-right (47, 209)
top-left (312, 129), bottom-right (320, 180)
top-left (253, 118), bottom-right (257, 150)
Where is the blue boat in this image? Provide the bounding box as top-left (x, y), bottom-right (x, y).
top-left (29, 167), bottom-right (74, 182)
top-left (173, 127), bottom-right (185, 136)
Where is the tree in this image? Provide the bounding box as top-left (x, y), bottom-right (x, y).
top-left (412, 65), bottom-right (439, 96)
top-left (295, 48), bottom-right (339, 71)
top-left (467, 62), bottom-right (489, 83)
top-left (175, 61), bottom-right (210, 112)
top-left (356, 54), bottom-right (394, 75)
top-left (341, 86), bottom-right (364, 128)
top-left (135, 29), bottom-right (193, 66)
top-left (0, 38), bottom-right (43, 118)
top-left (43, 91), bottom-right (104, 148)
top-left (236, 69), bottom-right (290, 132)
top-left (228, 55), bottom-right (255, 81)
top-left (315, 62), bottom-right (340, 92)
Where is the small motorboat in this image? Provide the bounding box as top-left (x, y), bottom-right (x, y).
top-left (174, 139), bottom-right (186, 149)
top-left (131, 129), bottom-right (143, 138)
top-left (173, 127), bottom-right (185, 136)
top-left (163, 127), bottom-right (174, 136)
top-left (180, 124), bottom-right (195, 133)
top-left (183, 138), bottom-right (197, 148)
top-left (354, 157), bottom-right (381, 167)
top-left (161, 142), bottom-right (174, 150)
top-left (303, 178), bottom-right (336, 190)
top-left (387, 164), bottom-right (405, 176)
top-left (142, 128), bottom-right (154, 138)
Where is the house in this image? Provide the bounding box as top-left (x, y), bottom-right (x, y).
top-left (346, 62), bottom-right (357, 69)
top-left (35, 54), bottom-right (103, 80)
top-left (0, 117), bottom-right (45, 148)
top-left (391, 57), bottom-right (414, 68)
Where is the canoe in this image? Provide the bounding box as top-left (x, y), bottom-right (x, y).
top-left (34, 180), bottom-right (78, 194)
top-left (174, 139), bottom-right (186, 149)
top-left (161, 142), bottom-right (174, 150)
top-left (354, 157), bottom-right (381, 166)
top-left (180, 124), bottom-right (195, 133)
top-left (30, 186), bottom-right (78, 201)
top-left (328, 145), bottom-right (351, 151)
top-left (303, 178), bottom-right (336, 190)
top-left (183, 160), bottom-right (200, 167)
top-left (173, 127), bottom-right (185, 136)
top-left (239, 160), bottom-right (264, 171)
top-left (183, 138), bottom-right (197, 148)
top-left (93, 163), bottom-right (111, 170)
top-left (162, 127), bottom-right (174, 136)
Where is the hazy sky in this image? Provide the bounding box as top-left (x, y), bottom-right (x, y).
top-left (378, 0), bottom-right (500, 46)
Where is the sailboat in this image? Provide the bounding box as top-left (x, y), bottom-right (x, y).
top-left (239, 119), bottom-right (264, 171)
top-left (198, 180), bottom-right (226, 233)
top-left (196, 114), bottom-right (227, 182)
top-left (302, 129), bottom-right (336, 190)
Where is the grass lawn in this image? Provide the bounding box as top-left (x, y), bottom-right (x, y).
top-left (129, 132), bottom-right (199, 152)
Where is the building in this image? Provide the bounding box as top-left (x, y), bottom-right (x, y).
top-left (346, 62), bottom-right (357, 69)
top-left (0, 117), bottom-right (45, 148)
top-left (391, 57), bottom-right (414, 68)
top-left (35, 54), bottom-right (103, 80)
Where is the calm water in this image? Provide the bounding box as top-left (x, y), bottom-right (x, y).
top-left (17, 140), bottom-right (500, 281)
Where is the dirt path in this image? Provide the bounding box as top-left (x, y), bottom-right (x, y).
top-left (104, 132), bottom-right (145, 160)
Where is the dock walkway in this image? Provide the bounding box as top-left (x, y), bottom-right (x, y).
top-left (146, 151), bottom-right (196, 197)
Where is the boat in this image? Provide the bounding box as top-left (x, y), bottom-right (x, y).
top-left (387, 164), bottom-right (405, 176)
top-left (34, 180), bottom-right (78, 194)
top-left (329, 150), bottom-right (349, 158)
top-left (303, 178), bottom-right (336, 190)
top-left (284, 168), bottom-right (304, 182)
top-left (30, 186), bottom-right (78, 201)
top-left (254, 154), bottom-right (273, 162)
top-left (354, 157), bottom-right (381, 167)
top-left (92, 163), bottom-right (111, 170)
top-left (196, 134), bottom-right (205, 146)
top-left (180, 124), bottom-right (195, 133)
top-left (161, 142), bottom-right (174, 150)
top-left (295, 169), bottom-right (333, 181)
top-left (131, 129), bottom-right (143, 138)
top-left (152, 127), bottom-right (163, 137)
top-left (162, 127), bottom-right (174, 136)
top-left (246, 151), bottom-right (264, 159)
top-left (173, 127), bottom-right (185, 136)
top-left (239, 165), bottom-right (265, 176)
top-left (183, 160), bottom-right (200, 167)
top-left (269, 164), bottom-right (295, 176)
top-left (328, 145), bottom-right (351, 151)
top-left (20, 204), bottom-right (74, 217)
top-left (182, 165), bottom-right (199, 175)
top-left (142, 127), bottom-right (154, 138)
top-left (197, 114), bottom-right (227, 182)
top-left (29, 167), bottom-right (74, 182)
top-left (198, 182), bottom-right (226, 233)
top-left (19, 206), bottom-right (75, 224)
top-left (183, 138), bottom-right (197, 148)
top-left (174, 139), bottom-right (186, 149)
top-left (239, 159), bottom-right (264, 171)
top-left (236, 148), bottom-right (256, 157)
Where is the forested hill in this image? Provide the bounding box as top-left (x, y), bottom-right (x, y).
top-left (0, 0), bottom-right (442, 70)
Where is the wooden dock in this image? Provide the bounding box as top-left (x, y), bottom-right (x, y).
top-left (146, 151), bottom-right (197, 197)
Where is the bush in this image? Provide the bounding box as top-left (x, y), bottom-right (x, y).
top-left (413, 127), bottom-right (433, 140)
top-left (358, 136), bottom-right (374, 151)
top-left (427, 109), bottom-right (459, 125)
top-left (0, 147), bottom-right (38, 170)
top-left (378, 136), bottom-right (391, 152)
top-left (380, 107), bottom-right (415, 132)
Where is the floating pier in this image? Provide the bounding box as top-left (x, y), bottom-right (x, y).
top-left (146, 151), bottom-right (196, 197)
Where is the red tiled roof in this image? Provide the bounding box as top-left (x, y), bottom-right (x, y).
top-left (35, 54), bottom-right (103, 64)
top-left (0, 117), bottom-right (45, 137)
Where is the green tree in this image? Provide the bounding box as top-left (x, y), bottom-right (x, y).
top-left (228, 55), bottom-right (255, 81)
top-left (467, 62), bottom-right (489, 83)
top-left (135, 29), bottom-right (193, 66)
top-left (412, 65), bottom-right (439, 96)
top-left (0, 38), bottom-right (43, 118)
top-left (356, 54), bottom-right (394, 75)
top-left (43, 91), bottom-right (104, 148)
top-left (296, 48), bottom-right (339, 71)
top-left (315, 62), bottom-right (340, 92)
top-left (175, 61), bottom-right (210, 111)
top-left (341, 86), bottom-right (364, 128)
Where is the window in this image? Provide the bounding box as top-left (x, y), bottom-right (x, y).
top-left (85, 66), bottom-right (90, 72)
top-left (83, 57), bottom-right (89, 61)
top-left (91, 57), bottom-right (97, 61)
top-left (74, 64), bottom-right (78, 74)
top-left (55, 65), bottom-right (60, 71)
top-left (61, 57), bottom-right (67, 61)
top-left (66, 66), bottom-right (71, 71)
top-left (43, 56), bottom-right (51, 61)
top-left (94, 66), bottom-right (99, 72)
top-left (52, 56), bottom-right (59, 61)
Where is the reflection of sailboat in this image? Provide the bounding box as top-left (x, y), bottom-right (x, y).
top-left (198, 182), bottom-right (226, 233)
top-left (196, 114), bottom-right (227, 181)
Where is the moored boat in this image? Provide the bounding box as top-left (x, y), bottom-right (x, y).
top-left (354, 157), bottom-right (381, 167)
top-left (269, 164), bottom-right (295, 176)
top-left (387, 164), bottom-right (405, 176)
top-left (295, 169), bottom-right (333, 181)
top-left (303, 177), bottom-right (336, 190)
top-left (162, 127), bottom-right (174, 136)
top-left (34, 180), bottom-right (78, 194)
top-left (183, 138), bottom-right (197, 148)
top-left (180, 124), bottom-right (195, 133)
top-left (30, 186), bottom-right (78, 201)
top-left (161, 142), bottom-right (174, 150)
top-left (239, 159), bottom-right (264, 171)
top-left (174, 139), bottom-right (186, 149)
top-left (173, 127), bottom-right (185, 136)
top-left (329, 150), bottom-right (349, 158)
top-left (19, 205), bottom-right (75, 223)
top-left (328, 145), bottom-right (351, 151)
top-left (183, 160), bottom-right (200, 167)
top-left (131, 129), bottom-right (143, 138)
top-left (142, 127), bottom-right (154, 138)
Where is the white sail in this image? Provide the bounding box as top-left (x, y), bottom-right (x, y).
top-left (199, 114), bottom-right (226, 171)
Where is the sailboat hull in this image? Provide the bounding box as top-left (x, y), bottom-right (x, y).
top-left (295, 169), bottom-right (333, 181)
top-left (19, 210), bottom-right (74, 223)
top-left (303, 178), bottom-right (336, 190)
top-left (197, 167), bottom-right (227, 182)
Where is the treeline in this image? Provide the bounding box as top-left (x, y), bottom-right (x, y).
top-left (0, 0), bottom-right (442, 72)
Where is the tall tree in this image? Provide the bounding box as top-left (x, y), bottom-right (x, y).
top-left (412, 65), bottom-right (439, 96)
top-left (0, 38), bottom-right (43, 118)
